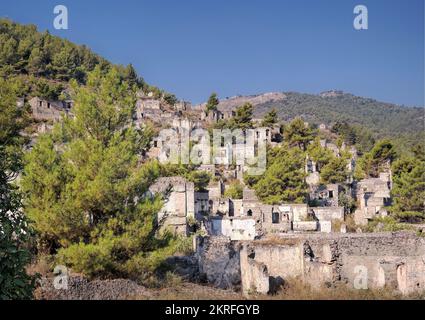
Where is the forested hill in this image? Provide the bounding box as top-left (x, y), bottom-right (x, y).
top-left (0, 18), bottom-right (177, 101)
top-left (216, 91), bottom-right (424, 139)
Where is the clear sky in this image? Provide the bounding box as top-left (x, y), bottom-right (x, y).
top-left (2, 0), bottom-right (424, 106)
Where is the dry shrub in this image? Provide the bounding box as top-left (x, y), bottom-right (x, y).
top-left (26, 254), bottom-right (54, 277)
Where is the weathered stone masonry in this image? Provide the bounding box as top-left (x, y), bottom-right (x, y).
top-left (196, 232), bottom-right (425, 296)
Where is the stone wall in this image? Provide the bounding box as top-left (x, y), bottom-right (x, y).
top-left (149, 176), bottom-right (195, 235)
top-left (196, 236), bottom-right (241, 290)
top-left (197, 232), bottom-right (425, 295)
top-left (29, 97), bottom-right (73, 122)
top-left (208, 217), bottom-right (256, 240)
top-left (311, 207), bottom-right (344, 221)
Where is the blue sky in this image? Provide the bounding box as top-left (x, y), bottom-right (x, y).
top-left (1, 0), bottom-right (424, 106)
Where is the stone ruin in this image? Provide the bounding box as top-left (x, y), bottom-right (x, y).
top-left (354, 172), bottom-right (392, 226)
top-left (148, 176), bottom-right (196, 235)
top-left (196, 232), bottom-right (425, 296)
top-left (28, 96), bottom-right (74, 122)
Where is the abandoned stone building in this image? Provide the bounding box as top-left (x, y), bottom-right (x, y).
top-left (354, 172), bottom-right (392, 226)
top-left (174, 100), bottom-right (192, 112)
top-left (28, 96), bottom-right (74, 122)
top-left (309, 183), bottom-right (343, 207)
top-left (204, 185), bottom-right (346, 240)
top-left (196, 232), bottom-right (425, 296)
top-left (200, 109), bottom-right (223, 123)
top-left (134, 91), bottom-right (193, 126)
top-left (148, 176), bottom-right (195, 235)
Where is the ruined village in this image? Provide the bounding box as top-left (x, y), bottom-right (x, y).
top-left (26, 90), bottom-right (425, 299)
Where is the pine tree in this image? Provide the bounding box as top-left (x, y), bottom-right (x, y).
top-left (206, 93), bottom-right (219, 113)
top-left (0, 78), bottom-right (35, 299)
top-left (254, 146), bottom-right (307, 204)
top-left (231, 103), bottom-right (254, 130)
top-left (186, 171), bottom-right (211, 192)
top-left (320, 157), bottom-right (349, 184)
top-left (224, 180), bottom-right (243, 199)
top-left (261, 108), bottom-right (278, 127)
top-left (306, 138), bottom-right (333, 171)
top-left (354, 139), bottom-right (396, 179)
top-left (123, 63), bottom-right (140, 88)
top-left (27, 47), bottom-right (46, 76)
top-left (390, 156), bottom-right (425, 222)
top-left (283, 117), bottom-right (315, 151)
top-left (22, 67), bottom-right (186, 278)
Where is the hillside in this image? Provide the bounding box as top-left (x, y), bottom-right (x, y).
top-left (209, 90), bottom-right (424, 138)
top-left (0, 19), bottom-right (167, 98)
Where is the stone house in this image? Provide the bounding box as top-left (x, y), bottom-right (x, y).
top-left (354, 173), bottom-right (392, 226)
top-left (174, 101), bottom-right (191, 112)
top-left (28, 97), bottom-right (73, 122)
top-left (207, 186), bottom-right (340, 239)
top-left (201, 109), bottom-right (223, 123)
top-left (148, 176), bottom-right (195, 235)
top-left (309, 183), bottom-right (343, 207)
top-left (207, 216), bottom-right (256, 240)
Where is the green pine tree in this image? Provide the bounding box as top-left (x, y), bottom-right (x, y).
top-left (22, 67), bottom-right (188, 279)
top-left (320, 157), bottom-right (349, 184)
top-left (0, 78), bottom-right (36, 299)
top-left (261, 108), bottom-right (278, 127)
top-left (283, 117), bottom-right (315, 151)
top-left (231, 103), bottom-right (254, 130)
top-left (390, 156), bottom-right (425, 222)
top-left (254, 145), bottom-right (307, 204)
top-left (206, 93), bottom-right (219, 113)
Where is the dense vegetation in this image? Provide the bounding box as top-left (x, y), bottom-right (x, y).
top-left (252, 91), bottom-right (424, 143)
top-left (0, 18), bottom-right (177, 102)
top-left (390, 153), bottom-right (425, 222)
top-left (21, 67), bottom-right (189, 279)
top-left (0, 19), bottom-right (423, 299)
top-left (243, 117), bottom-right (350, 204)
top-left (0, 78), bottom-right (36, 299)
top-left (0, 18), bottom-right (142, 85)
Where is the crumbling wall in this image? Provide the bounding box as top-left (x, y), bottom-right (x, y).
top-left (240, 245), bottom-right (269, 295)
top-left (196, 236), bottom-right (241, 290)
top-left (197, 232), bottom-right (425, 295)
top-left (209, 218), bottom-right (256, 240)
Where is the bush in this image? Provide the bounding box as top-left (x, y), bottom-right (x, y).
top-left (224, 180), bottom-right (243, 199)
top-left (363, 217), bottom-right (413, 233)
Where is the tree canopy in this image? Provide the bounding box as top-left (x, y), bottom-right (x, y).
top-left (261, 108), bottom-right (278, 127)
top-left (252, 144), bottom-right (307, 204)
top-left (0, 19), bottom-right (146, 88)
top-left (283, 117), bottom-right (315, 151)
top-left (354, 139), bottom-right (397, 179)
top-left (0, 78), bottom-right (36, 299)
top-left (206, 93), bottom-right (219, 113)
top-left (390, 155), bottom-right (425, 222)
top-left (21, 67), bottom-right (187, 279)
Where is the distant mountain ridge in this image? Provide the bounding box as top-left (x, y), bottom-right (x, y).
top-left (199, 91), bottom-right (424, 138)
